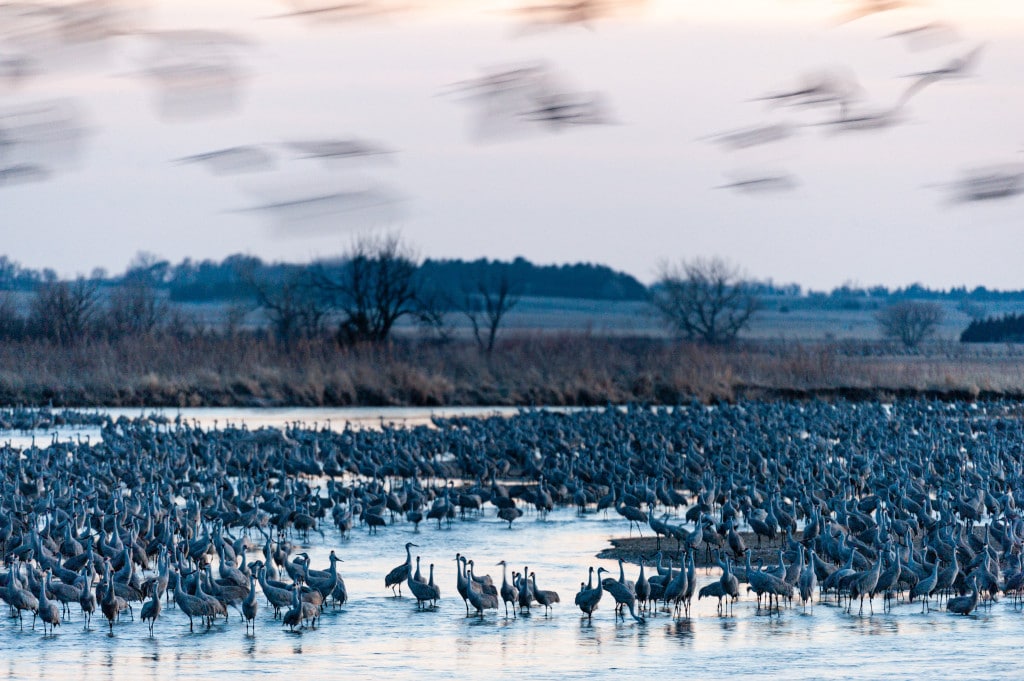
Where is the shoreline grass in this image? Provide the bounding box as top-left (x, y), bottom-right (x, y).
top-left (1, 334), bottom-right (1024, 408)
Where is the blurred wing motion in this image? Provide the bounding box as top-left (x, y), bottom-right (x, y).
top-left (902, 44), bottom-right (983, 87)
top-left (755, 68), bottom-right (863, 112)
top-left (834, 0), bottom-right (916, 25)
top-left (0, 163), bottom-right (50, 187)
top-left (716, 171), bottom-right (798, 194)
top-left (174, 145), bottom-right (276, 174)
top-left (884, 21), bottom-right (960, 51)
top-left (449, 62), bottom-right (613, 139)
top-left (945, 164), bottom-right (1024, 203)
top-left (509, 0), bottom-right (646, 30)
top-left (521, 91), bottom-right (612, 129)
top-left (241, 186), bottom-right (402, 233)
top-left (271, 0), bottom-right (407, 22)
top-left (283, 138), bottom-right (393, 160)
top-left (133, 29), bottom-right (255, 120)
top-left (0, 98), bottom-right (88, 172)
top-left (701, 122), bottom-right (796, 150)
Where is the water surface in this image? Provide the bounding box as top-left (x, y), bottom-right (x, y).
top-left (2, 506), bottom-right (1020, 681)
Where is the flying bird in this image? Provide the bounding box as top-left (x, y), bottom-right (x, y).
top-left (509, 0), bottom-right (645, 31)
top-left (0, 163), bottom-right (49, 186)
top-left (283, 138), bottom-right (393, 160)
top-left (884, 21), bottom-right (960, 51)
top-left (174, 145), bottom-right (276, 174)
top-left (834, 0), bottom-right (917, 25)
top-left (943, 164), bottom-right (1024, 203)
top-left (270, 1), bottom-right (404, 22)
top-left (450, 62), bottom-right (612, 138)
top-left (902, 44), bottom-right (984, 87)
top-left (700, 122), bottom-right (796, 151)
top-left (521, 91), bottom-right (612, 129)
top-left (716, 172), bottom-right (798, 194)
top-left (755, 69), bottom-right (863, 112)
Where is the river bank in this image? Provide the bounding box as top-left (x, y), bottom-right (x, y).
top-left (1, 334), bottom-right (1022, 407)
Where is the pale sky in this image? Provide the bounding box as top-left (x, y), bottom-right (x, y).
top-left (2, 0), bottom-right (1024, 289)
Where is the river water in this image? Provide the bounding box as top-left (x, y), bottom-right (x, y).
top-left (1, 408), bottom-right (1021, 681)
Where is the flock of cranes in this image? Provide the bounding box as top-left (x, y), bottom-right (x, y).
top-left (1, 397), bottom-right (1023, 639)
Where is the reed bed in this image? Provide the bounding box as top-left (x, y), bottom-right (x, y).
top-left (1, 334), bottom-right (1023, 407)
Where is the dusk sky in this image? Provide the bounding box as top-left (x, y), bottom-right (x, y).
top-left (2, 0), bottom-right (1023, 290)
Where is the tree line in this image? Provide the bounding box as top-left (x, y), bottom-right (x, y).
top-left (0, 241), bottom-right (1020, 351)
top-left (960, 314), bottom-right (1024, 343)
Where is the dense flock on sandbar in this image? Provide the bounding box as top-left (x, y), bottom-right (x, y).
top-left (0, 399), bottom-right (1022, 638)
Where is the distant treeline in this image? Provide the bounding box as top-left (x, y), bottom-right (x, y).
top-left (4, 252), bottom-right (1024, 307)
top-left (961, 314), bottom-right (1024, 343)
top-left (0, 254), bottom-right (649, 302)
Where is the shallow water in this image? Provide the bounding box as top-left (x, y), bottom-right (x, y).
top-left (0, 406), bottom-right (535, 450)
top-left (3, 405), bottom-right (1023, 681)
top-left (3, 507), bottom-right (1023, 681)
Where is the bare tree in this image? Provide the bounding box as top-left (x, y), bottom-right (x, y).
top-left (651, 257), bottom-right (759, 344)
top-left (103, 280), bottom-right (166, 338)
top-left (28, 277), bottom-right (101, 344)
top-left (0, 292), bottom-right (25, 340)
top-left (314, 233), bottom-right (425, 345)
top-left (876, 300), bottom-right (944, 348)
top-left (461, 267), bottom-right (521, 353)
top-left (240, 266), bottom-right (328, 342)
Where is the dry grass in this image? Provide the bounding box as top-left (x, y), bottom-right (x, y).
top-left (1, 334), bottom-right (1023, 407)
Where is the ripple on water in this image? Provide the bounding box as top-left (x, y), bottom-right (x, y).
top-left (3, 507), bottom-right (1022, 681)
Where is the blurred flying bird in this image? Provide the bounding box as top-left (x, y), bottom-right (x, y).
top-left (0, 52), bottom-right (33, 87)
top-left (522, 91), bottom-right (612, 129)
top-left (283, 138), bottom-right (393, 161)
top-left (942, 164), bottom-right (1024, 203)
top-left (883, 21), bottom-right (959, 51)
top-left (450, 62), bottom-right (611, 138)
top-left (510, 0), bottom-right (645, 31)
top-left (0, 98), bottom-right (88, 170)
top-left (716, 172), bottom-right (798, 194)
top-left (240, 187), bottom-right (401, 233)
top-left (133, 29), bottom-right (255, 120)
top-left (755, 68), bottom-right (863, 112)
top-left (814, 77), bottom-right (928, 132)
top-left (700, 122), bottom-right (796, 150)
top-left (0, 163), bottom-right (49, 186)
top-left (270, 0), bottom-right (405, 22)
top-left (834, 0), bottom-right (916, 25)
top-left (902, 44), bottom-right (984, 86)
top-left (174, 145), bottom-right (276, 174)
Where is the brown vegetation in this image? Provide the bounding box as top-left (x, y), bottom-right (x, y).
top-left (1, 333), bottom-right (1024, 407)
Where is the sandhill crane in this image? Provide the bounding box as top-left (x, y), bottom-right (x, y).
top-left (799, 550), bottom-right (819, 612)
top-left (574, 567), bottom-right (602, 621)
top-left (598, 567), bottom-right (643, 623)
top-left (720, 558), bottom-right (740, 616)
top-left (466, 564), bottom-right (499, 618)
top-left (426, 564), bottom-right (441, 607)
top-left (530, 572), bottom-right (560, 616)
top-left (911, 560), bottom-right (940, 613)
top-left (385, 542), bottom-right (417, 597)
top-left (407, 559), bottom-right (437, 610)
top-left (37, 571), bottom-right (61, 634)
top-left (140, 582), bottom-right (162, 635)
top-left (497, 560), bottom-right (519, 618)
top-left (947, 575), bottom-right (980, 616)
top-left (241, 573), bottom-right (259, 633)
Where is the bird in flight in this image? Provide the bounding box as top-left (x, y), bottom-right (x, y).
top-left (834, 0), bottom-right (916, 25)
